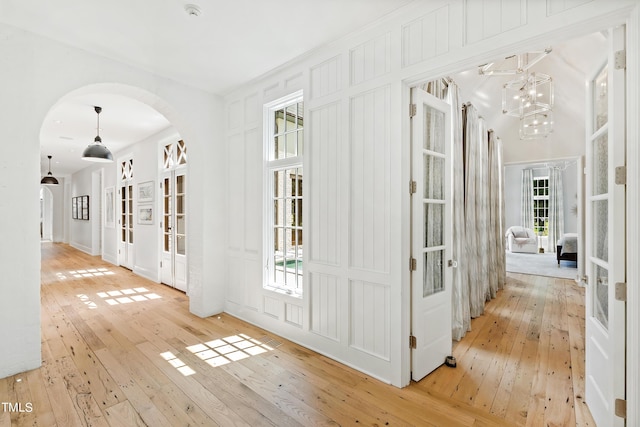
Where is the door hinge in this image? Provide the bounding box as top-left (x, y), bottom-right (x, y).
top-left (410, 257), bottom-right (417, 271)
top-left (409, 335), bottom-right (417, 349)
top-left (410, 103), bottom-right (417, 117)
top-left (615, 398), bottom-right (627, 419)
top-left (614, 50), bottom-right (626, 70)
top-left (410, 180), bottom-right (417, 194)
top-left (615, 282), bottom-right (627, 302)
top-left (615, 166), bottom-right (627, 185)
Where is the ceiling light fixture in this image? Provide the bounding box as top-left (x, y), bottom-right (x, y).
top-left (82, 106), bottom-right (113, 162)
top-left (184, 4), bottom-right (202, 17)
top-left (41, 155), bottom-right (59, 185)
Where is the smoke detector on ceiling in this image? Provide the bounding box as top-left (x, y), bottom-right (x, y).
top-left (184, 4), bottom-right (202, 17)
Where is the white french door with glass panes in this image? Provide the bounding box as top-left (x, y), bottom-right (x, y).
top-left (410, 87), bottom-right (452, 381)
top-left (118, 158), bottom-right (134, 269)
top-left (160, 140), bottom-right (187, 292)
top-left (584, 26), bottom-right (626, 427)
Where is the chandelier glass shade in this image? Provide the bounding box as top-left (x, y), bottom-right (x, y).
top-left (502, 72), bottom-right (554, 117)
top-left (519, 110), bottom-right (554, 140)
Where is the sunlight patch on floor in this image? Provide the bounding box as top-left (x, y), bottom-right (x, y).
top-left (185, 333), bottom-right (275, 369)
top-left (57, 267), bottom-right (115, 280)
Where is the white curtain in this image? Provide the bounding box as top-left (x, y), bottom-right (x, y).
top-left (547, 167), bottom-right (564, 252)
top-left (521, 169), bottom-right (534, 229)
top-left (446, 83), bottom-right (470, 340)
top-left (488, 132), bottom-right (506, 296)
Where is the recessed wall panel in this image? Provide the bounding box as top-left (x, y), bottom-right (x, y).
top-left (285, 303), bottom-right (303, 328)
top-left (244, 128), bottom-right (261, 254)
top-left (310, 55), bottom-right (342, 99)
top-left (349, 86), bottom-right (390, 273)
top-left (350, 33), bottom-right (391, 86)
top-left (244, 93), bottom-right (259, 124)
top-left (227, 256), bottom-right (244, 304)
top-left (465, 0), bottom-right (527, 45)
top-left (227, 133), bottom-right (244, 251)
top-left (547, 0), bottom-right (593, 16)
top-left (309, 103), bottom-right (340, 266)
top-left (228, 100), bottom-right (243, 130)
top-left (310, 273), bottom-right (339, 341)
top-left (264, 296), bottom-right (281, 319)
top-left (401, 6), bottom-right (450, 68)
top-left (350, 280), bottom-right (389, 360)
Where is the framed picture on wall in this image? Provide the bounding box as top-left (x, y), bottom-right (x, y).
top-left (138, 205), bottom-right (153, 225)
top-left (138, 181), bottom-right (154, 203)
top-left (72, 197), bottom-right (78, 219)
top-left (104, 187), bottom-right (115, 228)
top-left (81, 195), bottom-right (89, 220)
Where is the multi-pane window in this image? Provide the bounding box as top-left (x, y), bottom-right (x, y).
top-left (265, 94), bottom-right (304, 295)
top-left (532, 177), bottom-right (549, 236)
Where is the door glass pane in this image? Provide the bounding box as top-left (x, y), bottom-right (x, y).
top-left (176, 175), bottom-right (184, 193)
top-left (424, 250), bottom-right (444, 297)
top-left (423, 155), bottom-right (444, 200)
top-left (424, 203), bottom-right (443, 247)
top-left (177, 236), bottom-right (185, 255)
top-left (593, 135), bottom-right (608, 196)
top-left (594, 264), bottom-right (609, 329)
top-left (593, 200), bottom-right (608, 262)
top-left (593, 66), bottom-right (608, 131)
top-left (176, 215), bottom-right (185, 234)
top-left (423, 106), bottom-right (445, 153)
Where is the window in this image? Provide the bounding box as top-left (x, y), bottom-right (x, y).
top-left (532, 177), bottom-right (549, 236)
top-left (265, 93), bottom-right (304, 295)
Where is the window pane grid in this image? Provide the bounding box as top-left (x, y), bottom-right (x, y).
top-left (532, 177), bottom-right (550, 236)
top-left (267, 97), bottom-right (303, 294)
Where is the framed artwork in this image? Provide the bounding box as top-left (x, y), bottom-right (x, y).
top-left (138, 205), bottom-right (153, 225)
top-left (72, 197), bottom-right (78, 219)
top-left (138, 181), bottom-right (154, 203)
top-left (104, 187), bottom-right (115, 228)
top-left (81, 195), bottom-right (90, 220)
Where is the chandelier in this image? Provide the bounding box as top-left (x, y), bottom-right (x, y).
top-left (480, 49), bottom-right (555, 139)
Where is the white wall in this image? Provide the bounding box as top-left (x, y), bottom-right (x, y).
top-left (504, 161), bottom-right (579, 237)
top-left (223, 0), bottom-right (638, 387)
top-left (0, 22), bottom-right (225, 378)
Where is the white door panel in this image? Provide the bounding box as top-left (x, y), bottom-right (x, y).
top-left (584, 25), bottom-right (626, 427)
top-left (410, 87), bottom-right (453, 381)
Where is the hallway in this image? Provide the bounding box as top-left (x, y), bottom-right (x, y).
top-left (0, 243), bottom-right (591, 426)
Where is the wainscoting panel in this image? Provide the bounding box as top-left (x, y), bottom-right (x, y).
top-left (309, 102), bottom-right (341, 266)
top-left (264, 295), bottom-right (282, 319)
top-left (227, 99), bottom-right (243, 131)
top-left (349, 279), bottom-right (390, 360)
top-left (547, 0), bottom-right (593, 16)
top-left (244, 128), bottom-right (261, 254)
top-left (310, 273), bottom-right (339, 341)
top-left (226, 256), bottom-right (245, 305)
top-left (350, 32), bottom-right (391, 86)
top-left (285, 303), bottom-right (304, 328)
top-left (244, 93), bottom-right (259, 125)
top-left (227, 132), bottom-right (244, 251)
top-left (465, 0), bottom-right (527, 45)
top-left (244, 258), bottom-right (262, 311)
top-left (349, 86), bottom-right (390, 273)
top-left (401, 5), bottom-right (450, 68)
top-left (310, 55), bottom-right (342, 100)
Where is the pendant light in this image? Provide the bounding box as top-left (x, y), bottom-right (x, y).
top-left (40, 155), bottom-right (59, 185)
top-left (82, 106), bottom-right (113, 162)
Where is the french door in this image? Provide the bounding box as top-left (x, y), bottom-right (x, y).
top-left (410, 87), bottom-right (453, 381)
top-left (160, 141), bottom-right (187, 292)
top-left (118, 158), bottom-right (134, 269)
top-left (584, 26), bottom-right (626, 426)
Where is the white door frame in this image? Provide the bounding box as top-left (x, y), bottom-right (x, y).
top-left (400, 7), bottom-right (640, 424)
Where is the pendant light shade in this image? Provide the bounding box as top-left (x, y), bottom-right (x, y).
top-left (82, 106), bottom-right (113, 162)
top-left (40, 155), bottom-right (59, 185)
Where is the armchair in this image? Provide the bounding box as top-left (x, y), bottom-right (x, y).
top-left (505, 226), bottom-right (538, 254)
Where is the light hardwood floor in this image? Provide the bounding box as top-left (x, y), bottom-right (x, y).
top-left (0, 243), bottom-right (594, 426)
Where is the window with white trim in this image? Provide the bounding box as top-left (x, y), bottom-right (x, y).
top-left (532, 177), bottom-right (549, 236)
top-left (265, 93), bottom-right (304, 295)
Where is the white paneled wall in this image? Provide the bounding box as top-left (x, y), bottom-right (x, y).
top-left (349, 87), bottom-right (391, 273)
top-left (402, 5), bottom-right (451, 67)
top-left (223, 0), bottom-right (634, 387)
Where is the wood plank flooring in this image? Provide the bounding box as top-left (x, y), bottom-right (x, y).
top-left (0, 243), bottom-right (595, 426)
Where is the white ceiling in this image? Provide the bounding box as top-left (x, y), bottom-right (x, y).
top-left (0, 0), bottom-right (412, 177)
top-left (0, 1), bottom-right (605, 177)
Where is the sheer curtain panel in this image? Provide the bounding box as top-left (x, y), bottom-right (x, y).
top-left (521, 170), bottom-right (534, 229)
top-left (547, 167), bottom-right (564, 252)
